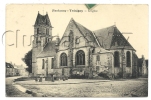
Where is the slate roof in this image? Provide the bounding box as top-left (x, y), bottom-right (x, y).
top-left (34, 12), bottom-right (52, 27)
top-left (93, 26), bottom-right (114, 49)
top-left (37, 41), bottom-right (57, 58)
top-left (93, 25), bottom-right (135, 50)
top-left (72, 19), bottom-right (98, 46)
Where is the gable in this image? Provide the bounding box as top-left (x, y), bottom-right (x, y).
top-left (58, 18), bottom-right (77, 50)
top-left (111, 26), bottom-right (134, 50)
top-left (59, 18), bottom-right (98, 50)
top-left (75, 22), bottom-right (98, 45)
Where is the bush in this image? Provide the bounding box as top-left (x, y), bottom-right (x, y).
top-left (70, 74), bottom-right (86, 79)
top-left (98, 71), bottom-right (110, 79)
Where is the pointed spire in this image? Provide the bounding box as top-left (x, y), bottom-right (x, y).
top-left (114, 22), bottom-right (116, 27)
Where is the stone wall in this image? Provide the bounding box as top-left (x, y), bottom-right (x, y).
top-left (110, 49), bottom-right (133, 78)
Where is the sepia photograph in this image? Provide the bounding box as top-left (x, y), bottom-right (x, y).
top-left (5, 4), bottom-right (148, 97)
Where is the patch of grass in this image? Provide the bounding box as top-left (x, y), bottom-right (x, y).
top-left (6, 84), bottom-right (31, 97)
top-left (22, 85), bottom-right (40, 91)
top-left (14, 77), bottom-right (35, 82)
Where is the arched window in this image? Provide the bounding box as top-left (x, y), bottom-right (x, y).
top-left (97, 55), bottom-right (100, 61)
top-left (76, 50), bottom-right (85, 65)
top-left (114, 51), bottom-right (120, 67)
top-left (42, 59), bottom-right (45, 69)
top-left (126, 51), bottom-right (131, 67)
top-left (60, 53), bottom-right (67, 66)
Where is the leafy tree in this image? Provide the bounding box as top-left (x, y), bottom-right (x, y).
top-left (22, 50), bottom-right (32, 73)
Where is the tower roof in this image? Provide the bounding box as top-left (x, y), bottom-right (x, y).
top-left (34, 12), bottom-right (52, 27)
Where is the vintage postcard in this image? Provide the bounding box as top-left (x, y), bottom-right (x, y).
top-left (5, 4), bottom-right (148, 97)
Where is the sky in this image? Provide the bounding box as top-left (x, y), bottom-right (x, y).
top-left (5, 4), bottom-right (148, 67)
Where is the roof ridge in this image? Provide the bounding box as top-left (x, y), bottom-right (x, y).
top-left (94, 25), bottom-right (115, 32)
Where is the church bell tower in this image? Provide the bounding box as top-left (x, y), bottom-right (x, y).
top-left (32, 11), bottom-right (53, 76)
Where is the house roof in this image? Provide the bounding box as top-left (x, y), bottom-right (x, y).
top-left (34, 12), bottom-right (52, 27)
top-left (37, 40), bottom-right (57, 58)
top-left (6, 62), bottom-right (14, 68)
top-left (93, 25), bottom-right (135, 50)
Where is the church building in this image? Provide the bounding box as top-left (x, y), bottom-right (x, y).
top-left (32, 12), bottom-right (138, 79)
